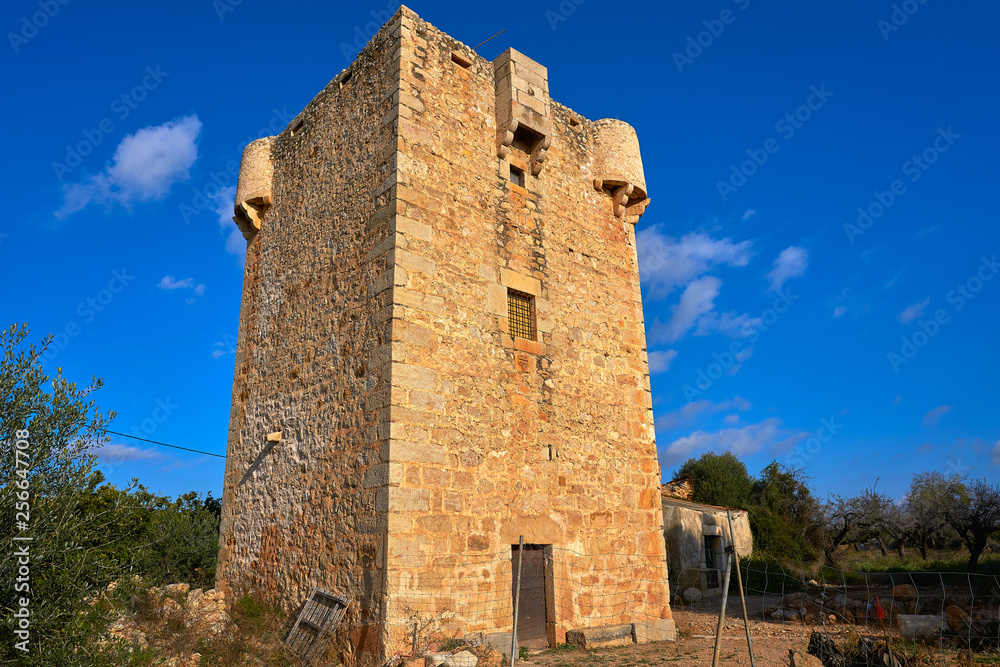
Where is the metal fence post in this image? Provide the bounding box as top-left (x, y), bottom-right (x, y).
top-left (712, 539), bottom-right (734, 667)
top-left (728, 510), bottom-right (756, 667)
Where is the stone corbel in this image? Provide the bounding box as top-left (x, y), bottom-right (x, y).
top-left (593, 179), bottom-right (651, 223)
top-left (497, 118), bottom-right (518, 160)
top-left (233, 193), bottom-right (272, 240)
top-left (529, 135), bottom-right (552, 176)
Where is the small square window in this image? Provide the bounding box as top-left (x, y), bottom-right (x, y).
top-left (507, 289), bottom-right (535, 340)
top-left (509, 165), bottom-right (525, 188)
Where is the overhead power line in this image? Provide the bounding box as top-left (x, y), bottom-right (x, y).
top-left (100, 428), bottom-right (227, 459)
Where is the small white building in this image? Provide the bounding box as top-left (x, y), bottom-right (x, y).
top-left (661, 477), bottom-right (753, 599)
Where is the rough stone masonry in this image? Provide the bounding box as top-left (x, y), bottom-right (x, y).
top-left (217, 6), bottom-right (673, 664)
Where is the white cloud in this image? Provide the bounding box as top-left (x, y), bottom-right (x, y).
top-left (659, 276), bottom-right (721, 343)
top-left (897, 297), bottom-right (930, 324)
top-left (158, 275), bottom-right (205, 298)
top-left (766, 245), bottom-right (809, 291)
top-left (55, 115), bottom-right (202, 218)
top-left (742, 210), bottom-right (756, 221)
top-left (93, 443), bottom-right (161, 462)
top-left (213, 185), bottom-right (245, 258)
top-left (636, 227), bottom-right (752, 300)
top-left (992, 441), bottom-right (1000, 467)
top-left (695, 310), bottom-right (762, 338)
top-left (647, 350), bottom-right (678, 374)
top-left (661, 417), bottom-right (805, 465)
top-left (656, 396), bottom-right (752, 431)
top-left (922, 404), bottom-right (953, 427)
top-left (832, 306), bottom-right (847, 318)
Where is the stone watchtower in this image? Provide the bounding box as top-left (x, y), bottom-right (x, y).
top-left (217, 6), bottom-right (672, 663)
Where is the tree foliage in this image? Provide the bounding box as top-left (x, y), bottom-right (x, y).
top-left (675, 454), bottom-right (822, 560)
top-left (676, 451), bottom-right (753, 509)
top-left (0, 325), bottom-right (221, 665)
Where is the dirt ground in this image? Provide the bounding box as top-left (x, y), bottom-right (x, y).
top-left (523, 596), bottom-right (902, 667)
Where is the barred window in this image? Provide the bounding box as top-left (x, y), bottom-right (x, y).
top-left (507, 289), bottom-right (535, 340)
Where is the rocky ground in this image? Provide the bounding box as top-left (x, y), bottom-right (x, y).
top-left (523, 596), bottom-right (992, 667)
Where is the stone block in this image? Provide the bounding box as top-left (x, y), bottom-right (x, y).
top-left (500, 268), bottom-right (541, 296)
top-left (789, 651), bottom-right (824, 667)
top-left (481, 632), bottom-right (512, 658)
top-left (566, 624), bottom-right (635, 650)
top-left (442, 650), bottom-right (477, 667)
top-left (388, 487), bottom-right (430, 512)
top-left (632, 619), bottom-right (676, 644)
top-left (394, 214), bottom-right (432, 241)
top-left (486, 283), bottom-right (507, 316)
top-left (898, 615), bottom-right (946, 639)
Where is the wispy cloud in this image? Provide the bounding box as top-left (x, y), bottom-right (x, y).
top-left (992, 441), bottom-right (1000, 467)
top-left (922, 404), bottom-right (953, 427)
top-left (93, 443), bottom-right (161, 462)
top-left (766, 245), bottom-right (809, 291)
top-left (832, 305), bottom-right (847, 318)
top-left (55, 115), bottom-right (202, 219)
top-left (648, 350), bottom-right (678, 374)
top-left (742, 210), bottom-right (756, 221)
top-left (636, 228), bottom-right (752, 300)
top-left (659, 276), bottom-right (721, 342)
top-left (160, 455), bottom-right (211, 473)
top-left (695, 311), bottom-right (762, 338)
top-left (158, 275), bottom-right (205, 300)
top-left (897, 297), bottom-right (930, 324)
top-left (656, 396), bottom-right (752, 431)
top-left (662, 416), bottom-right (805, 465)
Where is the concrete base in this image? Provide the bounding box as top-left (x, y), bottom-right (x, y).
top-left (481, 632), bottom-right (514, 658)
top-left (633, 619), bottom-right (677, 644)
top-left (567, 624), bottom-right (635, 650)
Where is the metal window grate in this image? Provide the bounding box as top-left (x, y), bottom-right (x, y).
top-left (508, 289), bottom-right (535, 340)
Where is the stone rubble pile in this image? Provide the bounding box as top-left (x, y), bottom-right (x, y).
top-left (100, 582), bottom-right (229, 667)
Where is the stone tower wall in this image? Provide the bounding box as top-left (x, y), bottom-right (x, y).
top-left (216, 12), bottom-right (405, 658)
top-left (219, 6), bottom-right (673, 661)
top-left (381, 9), bottom-right (671, 650)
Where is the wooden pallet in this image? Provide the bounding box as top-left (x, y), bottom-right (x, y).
top-left (285, 588), bottom-right (349, 664)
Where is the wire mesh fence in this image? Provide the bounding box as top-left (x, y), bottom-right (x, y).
top-left (305, 547), bottom-right (999, 667)
top-left (729, 556), bottom-right (1000, 667)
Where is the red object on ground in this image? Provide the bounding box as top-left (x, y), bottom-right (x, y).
top-left (875, 597), bottom-right (885, 620)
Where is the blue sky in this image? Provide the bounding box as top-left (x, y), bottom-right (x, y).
top-left (3, 0), bottom-right (997, 501)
